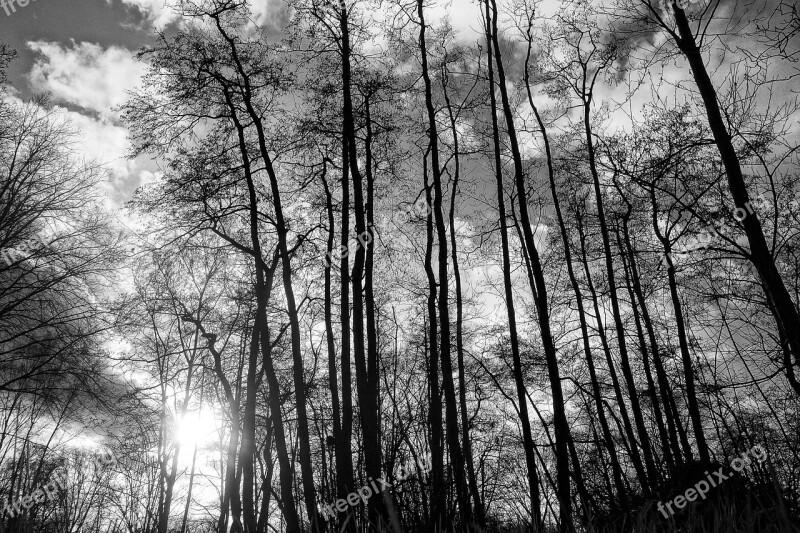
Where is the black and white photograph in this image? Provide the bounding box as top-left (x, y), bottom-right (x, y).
top-left (0, 0), bottom-right (798, 531)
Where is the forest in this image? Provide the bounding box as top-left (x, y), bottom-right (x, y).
top-left (0, 0), bottom-right (799, 531)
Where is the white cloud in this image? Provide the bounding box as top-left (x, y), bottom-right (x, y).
top-left (0, 93), bottom-right (159, 251)
top-left (249, 0), bottom-right (271, 26)
top-left (46, 105), bottom-right (159, 212)
top-left (113, 0), bottom-right (181, 29)
top-left (113, 0), bottom-right (271, 29)
top-left (61, 108), bottom-right (135, 183)
top-left (21, 41), bottom-right (173, 210)
top-left (27, 41), bottom-right (147, 119)
top-left (28, 99), bottom-right (156, 208)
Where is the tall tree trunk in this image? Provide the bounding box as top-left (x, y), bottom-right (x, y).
top-left (521, 28), bottom-right (627, 507)
top-left (615, 226), bottom-right (673, 474)
top-left (422, 151), bottom-right (445, 532)
top-left (211, 16), bottom-right (321, 527)
top-left (617, 200), bottom-right (691, 464)
top-left (338, 66), bottom-right (357, 532)
top-left (322, 167), bottom-right (356, 531)
top-left (416, 1), bottom-right (471, 527)
top-left (671, 3), bottom-right (800, 395)
top-left (613, 190), bottom-right (687, 466)
top-left (611, 195), bottom-right (675, 473)
top-left (256, 423), bottom-right (275, 533)
top-left (486, 0), bottom-right (574, 528)
top-left (582, 98), bottom-right (657, 493)
top-left (443, 70), bottom-right (486, 528)
top-left (220, 35), bottom-right (322, 531)
top-left (363, 96), bottom-right (382, 501)
top-left (648, 188), bottom-right (710, 463)
top-left (240, 311), bottom-right (262, 533)
top-left (574, 203), bottom-right (649, 487)
top-left (338, 2), bottom-right (383, 524)
top-left (484, 5), bottom-right (542, 528)
top-left (221, 86), bottom-right (301, 532)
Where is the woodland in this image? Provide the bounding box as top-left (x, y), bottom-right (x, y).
top-left (0, 0), bottom-right (799, 531)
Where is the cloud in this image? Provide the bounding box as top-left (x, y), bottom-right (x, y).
top-left (27, 41), bottom-right (147, 119)
top-left (37, 101), bottom-right (155, 207)
top-left (113, 0), bottom-right (181, 29)
top-left (113, 0), bottom-right (273, 29)
top-left (249, 0), bottom-right (271, 25)
top-left (64, 111), bottom-right (166, 212)
top-left (0, 92), bottom-right (158, 237)
top-left (42, 103), bottom-right (156, 210)
top-left (62, 108), bottom-right (135, 179)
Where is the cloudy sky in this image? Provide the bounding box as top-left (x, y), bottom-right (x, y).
top-left (2, 0), bottom-right (790, 216)
top-left (0, 0), bottom-right (282, 209)
top-left (0, 0), bottom-right (174, 209)
top-left (0, 0), bottom-right (488, 212)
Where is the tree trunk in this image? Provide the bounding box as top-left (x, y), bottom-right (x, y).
top-left (672, 3), bottom-right (800, 394)
top-left (582, 98), bottom-right (657, 493)
top-left (615, 223), bottom-right (673, 474)
top-left (416, 1), bottom-right (472, 527)
top-left (422, 151), bottom-right (445, 532)
top-left (338, 3), bottom-right (383, 524)
top-left (338, 67), bottom-right (357, 532)
top-left (522, 31), bottom-right (628, 507)
top-left (484, 5), bottom-right (542, 528)
top-left (443, 70), bottom-right (486, 528)
top-left (363, 96), bottom-right (383, 504)
top-left (322, 167), bottom-right (356, 531)
top-left (211, 16), bottom-right (321, 526)
top-left (648, 188), bottom-right (710, 464)
top-left (486, 0), bottom-right (574, 527)
top-left (240, 310), bottom-right (261, 533)
top-left (222, 86), bottom-right (302, 532)
top-left (574, 205), bottom-right (649, 488)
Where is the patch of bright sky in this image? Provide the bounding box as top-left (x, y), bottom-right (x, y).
top-left (175, 409), bottom-right (221, 449)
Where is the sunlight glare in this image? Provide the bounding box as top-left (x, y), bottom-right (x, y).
top-left (175, 410), bottom-right (216, 448)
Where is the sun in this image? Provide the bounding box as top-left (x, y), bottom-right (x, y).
top-left (174, 410), bottom-right (217, 448)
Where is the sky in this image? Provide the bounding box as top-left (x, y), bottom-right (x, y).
top-left (1, 0), bottom-right (788, 343)
top-left (0, 0), bottom-right (488, 213)
top-left (0, 0), bottom-right (277, 213)
top-left (0, 0), bottom-right (171, 212)
top-left (1, 0), bottom-right (794, 312)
